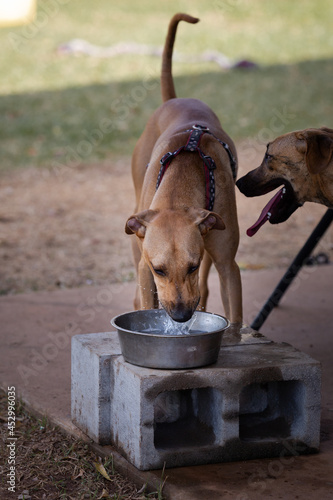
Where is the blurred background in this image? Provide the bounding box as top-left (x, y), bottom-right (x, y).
top-left (0, 0), bottom-right (332, 294)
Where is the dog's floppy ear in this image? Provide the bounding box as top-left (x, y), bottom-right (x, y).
top-left (125, 209), bottom-right (158, 238)
top-left (189, 208), bottom-right (225, 236)
top-left (297, 129), bottom-right (333, 175)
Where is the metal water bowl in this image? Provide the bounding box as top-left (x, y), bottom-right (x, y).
top-left (111, 309), bottom-right (229, 369)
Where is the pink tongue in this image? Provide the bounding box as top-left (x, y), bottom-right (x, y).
top-left (246, 187), bottom-right (284, 237)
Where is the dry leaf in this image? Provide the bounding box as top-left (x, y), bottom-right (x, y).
top-left (94, 462), bottom-right (112, 481)
top-left (98, 488), bottom-right (110, 499)
top-left (71, 468), bottom-right (84, 480)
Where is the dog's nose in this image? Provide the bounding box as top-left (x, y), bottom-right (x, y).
top-left (236, 177), bottom-right (244, 192)
top-left (169, 304), bottom-right (193, 323)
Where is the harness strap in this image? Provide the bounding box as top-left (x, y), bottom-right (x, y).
top-left (156, 124), bottom-right (236, 211)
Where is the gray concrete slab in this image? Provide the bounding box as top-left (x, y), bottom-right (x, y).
top-left (1, 266), bottom-right (333, 499)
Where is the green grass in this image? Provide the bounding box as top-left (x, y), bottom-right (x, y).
top-left (1, 0), bottom-right (333, 171)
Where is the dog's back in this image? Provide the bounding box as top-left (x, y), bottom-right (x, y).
top-left (132, 14), bottom-right (236, 189)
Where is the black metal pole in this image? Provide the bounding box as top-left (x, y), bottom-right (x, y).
top-left (250, 208), bottom-right (333, 331)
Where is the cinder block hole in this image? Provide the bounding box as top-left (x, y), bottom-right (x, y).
top-left (239, 380), bottom-right (305, 441)
top-left (154, 388), bottom-right (218, 450)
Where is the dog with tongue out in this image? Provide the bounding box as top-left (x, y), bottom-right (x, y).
top-left (236, 127), bottom-right (333, 236)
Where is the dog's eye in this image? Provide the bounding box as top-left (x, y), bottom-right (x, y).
top-left (153, 268), bottom-right (166, 277)
top-left (188, 264), bottom-right (199, 275)
top-left (265, 153), bottom-right (272, 161)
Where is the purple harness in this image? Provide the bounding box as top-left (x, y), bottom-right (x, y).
top-left (156, 124), bottom-right (236, 211)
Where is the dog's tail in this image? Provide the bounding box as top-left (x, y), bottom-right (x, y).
top-left (161, 13), bottom-right (199, 102)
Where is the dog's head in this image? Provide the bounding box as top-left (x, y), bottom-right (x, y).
top-left (125, 207), bottom-right (225, 322)
top-left (236, 127), bottom-right (333, 236)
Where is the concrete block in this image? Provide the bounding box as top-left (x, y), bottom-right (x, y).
top-left (71, 329), bottom-right (321, 470)
top-left (71, 333), bottom-right (121, 444)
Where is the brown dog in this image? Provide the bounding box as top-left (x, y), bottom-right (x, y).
top-left (236, 127), bottom-right (333, 236)
top-left (125, 13), bottom-right (242, 324)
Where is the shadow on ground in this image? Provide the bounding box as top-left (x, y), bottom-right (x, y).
top-left (1, 57), bottom-right (332, 171)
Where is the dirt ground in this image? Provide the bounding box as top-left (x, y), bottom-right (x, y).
top-left (0, 142), bottom-right (332, 295)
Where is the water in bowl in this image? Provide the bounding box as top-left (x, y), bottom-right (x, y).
top-left (140, 312), bottom-right (205, 336)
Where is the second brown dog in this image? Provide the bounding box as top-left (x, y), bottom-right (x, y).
top-left (236, 127), bottom-right (333, 236)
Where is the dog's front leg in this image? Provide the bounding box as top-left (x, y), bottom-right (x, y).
top-left (205, 231), bottom-right (243, 326)
top-left (198, 251), bottom-right (213, 311)
top-left (214, 259), bottom-right (242, 326)
top-left (138, 258), bottom-right (158, 310)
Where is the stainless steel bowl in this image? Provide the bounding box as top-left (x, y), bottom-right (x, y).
top-left (111, 309), bottom-right (229, 369)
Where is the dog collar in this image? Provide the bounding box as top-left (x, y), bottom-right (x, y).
top-left (156, 124), bottom-right (236, 211)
